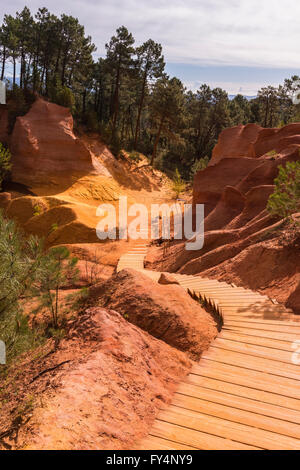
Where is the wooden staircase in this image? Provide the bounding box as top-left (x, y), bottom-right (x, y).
top-left (117, 242), bottom-right (300, 450)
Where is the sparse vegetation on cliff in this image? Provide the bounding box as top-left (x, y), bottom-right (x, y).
top-left (0, 143), bottom-right (11, 190)
top-left (0, 211), bottom-right (45, 363)
top-left (267, 160), bottom-right (300, 220)
top-left (31, 246), bottom-right (79, 329)
top-left (171, 168), bottom-right (186, 198)
top-left (0, 211), bottom-right (79, 363)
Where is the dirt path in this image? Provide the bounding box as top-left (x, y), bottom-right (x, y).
top-left (118, 242), bottom-right (300, 450)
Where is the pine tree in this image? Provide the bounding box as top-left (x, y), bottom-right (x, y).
top-left (0, 212), bottom-right (44, 361)
top-left (150, 76), bottom-right (185, 164)
top-left (31, 246), bottom-right (78, 328)
top-left (105, 26), bottom-right (135, 141)
top-left (134, 39), bottom-right (165, 149)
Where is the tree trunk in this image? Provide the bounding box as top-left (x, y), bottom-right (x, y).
top-left (13, 57), bottom-right (16, 86)
top-left (82, 89), bottom-right (86, 115)
top-left (151, 115), bottom-right (164, 165)
top-left (1, 46), bottom-right (6, 81)
top-left (134, 71), bottom-right (147, 149)
top-left (111, 57), bottom-right (121, 140)
top-left (264, 99), bottom-right (269, 128)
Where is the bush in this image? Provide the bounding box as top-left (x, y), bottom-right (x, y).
top-left (171, 168), bottom-right (186, 198)
top-left (6, 85), bottom-right (35, 132)
top-left (267, 161), bottom-right (300, 220)
top-left (190, 156), bottom-right (209, 179)
top-left (0, 212), bottom-right (79, 363)
top-left (0, 211), bottom-right (45, 363)
top-left (0, 143), bottom-right (11, 189)
top-left (48, 77), bottom-right (75, 112)
top-left (55, 86), bottom-right (75, 111)
top-left (128, 151), bottom-right (141, 163)
top-left (31, 246), bottom-right (79, 329)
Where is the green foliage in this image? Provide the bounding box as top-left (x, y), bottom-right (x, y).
top-left (171, 168), bottom-right (186, 198)
top-left (266, 150), bottom-right (278, 161)
top-left (0, 143), bottom-right (11, 189)
top-left (190, 156), bottom-right (209, 179)
top-left (150, 76), bottom-right (185, 164)
top-left (0, 211), bottom-right (45, 363)
top-left (1, 7), bottom-right (300, 177)
top-left (85, 110), bottom-right (99, 132)
top-left (31, 246), bottom-right (79, 328)
top-left (128, 151), bottom-right (141, 163)
top-left (33, 204), bottom-right (44, 217)
top-left (48, 77), bottom-right (76, 112)
top-left (50, 223), bottom-right (58, 233)
top-left (109, 130), bottom-right (121, 157)
top-left (6, 85), bottom-right (34, 132)
top-left (0, 213), bottom-right (80, 364)
top-left (55, 86), bottom-right (76, 111)
top-left (267, 161), bottom-right (300, 220)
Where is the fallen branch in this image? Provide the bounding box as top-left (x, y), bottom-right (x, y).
top-left (30, 360), bottom-right (71, 383)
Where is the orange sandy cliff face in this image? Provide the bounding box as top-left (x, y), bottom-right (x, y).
top-left (2, 97), bottom-right (169, 249)
top-left (10, 98), bottom-right (96, 190)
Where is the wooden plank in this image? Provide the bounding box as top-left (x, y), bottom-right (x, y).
top-left (223, 317), bottom-right (300, 327)
top-left (137, 435), bottom-right (198, 450)
top-left (202, 348), bottom-right (300, 380)
top-left (224, 320), bottom-right (300, 334)
top-left (158, 406), bottom-right (300, 450)
top-left (149, 420), bottom-right (260, 450)
top-left (192, 360), bottom-right (300, 400)
top-left (172, 393), bottom-right (300, 438)
top-left (126, 252), bottom-right (300, 450)
top-left (222, 312), bottom-right (297, 321)
top-left (177, 381), bottom-right (300, 422)
top-left (223, 326), bottom-right (298, 342)
top-left (219, 330), bottom-right (293, 352)
top-left (212, 337), bottom-right (295, 363)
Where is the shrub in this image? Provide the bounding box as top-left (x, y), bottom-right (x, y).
top-left (266, 150), bottom-right (277, 156)
top-left (6, 85), bottom-right (35, 132)
top-left (171, 168), bottom-right (186, 198)
top-left (0, 212), bottom-right (79, 363)
top-left (0, 143), bottom-right (11, 189)
top-left (48, 77), bottom-right (75, 112)
top-left (267, 161), bottom-right (300, 220)
top-left (128, 151), bottom-right (141, 163)
top-left (190, 156), bottom-right (209, 179)
top-left (31, 246), bottom-right (79, 329)
top-left (55, 86), bottom-right (75, 111)
top-left (0, 211), bottom-right (45, 363)
top-left (33, 204), bottom-right (44, 217)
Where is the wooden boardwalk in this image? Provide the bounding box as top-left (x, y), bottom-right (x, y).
top-left (117, 242), bottom-right (300, 450)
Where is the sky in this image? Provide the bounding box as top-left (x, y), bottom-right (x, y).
top-left (1, 0), bottom-right (300, 96)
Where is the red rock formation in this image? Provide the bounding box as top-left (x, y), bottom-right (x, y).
top-left (2, 307), bottom-right (191, 450)
top-left (10, 98), bottom-right (96, 189)
top-left (0, 104), bottom-right (9, 144)
top-left (149, 122), bottom-right (300, 314)
top-left (204, 186), bottom-right (245, 232)
top-left (0, 191), bottom-right (11, 209)
top-left (210, 123), bottom-right (262, 165)
top-left (193, 157), bottom-right (262, 215)
top-left (248, 123), bottom-right (300, 157)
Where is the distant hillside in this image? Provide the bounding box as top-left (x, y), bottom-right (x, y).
top-left (229, 94), bottom-right (257, 101)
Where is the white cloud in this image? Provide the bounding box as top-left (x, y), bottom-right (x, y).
top-left (1, 0), bottom-right (300, 68)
